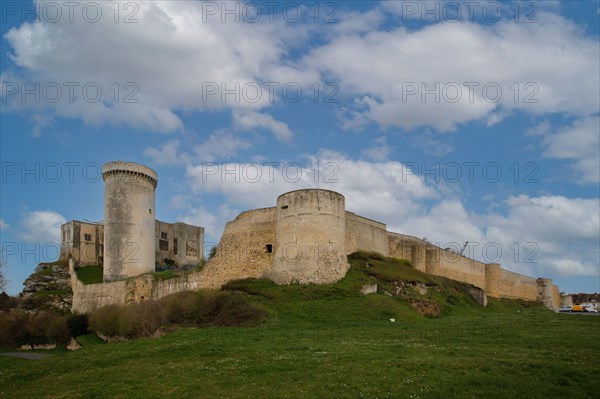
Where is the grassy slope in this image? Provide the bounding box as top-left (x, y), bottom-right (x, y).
top-left (1, 252), bottom-right (599, 398)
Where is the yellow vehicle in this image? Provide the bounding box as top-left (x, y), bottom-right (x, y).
top-left (572, 304), bottom-right (584, 312)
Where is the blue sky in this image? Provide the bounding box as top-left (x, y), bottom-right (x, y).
top-left (1, 0), bottom-right (599, 296)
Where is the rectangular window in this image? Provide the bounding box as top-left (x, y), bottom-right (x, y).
top-left (161, 232), bottom-right (168, 239)
top-left (159, 240), bottom-right (168, 251)
top-left (84, 233), bottom-right (92, 241)
top-left (173, 238), bottom-right (178, 255)
top-left (266, 244), bottom-right (273, 253)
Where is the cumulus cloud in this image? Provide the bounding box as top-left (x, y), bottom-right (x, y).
top-left (397, 194), bottom-right (599, 278)
top-left (144, 140), bottom-right (187, 166)
top-left (185, 150), bottom-right (439, 222)
top-left (543, 116), bottom-right (600, 184)
top-left (144, 131), bottom-right (252, 166)
top-left (304, 11), bottom-right (599, 131)
top-left (19, 210), bottom-right (66, 243)
top-left (5, 2), bottom-right (597, 138)
top-left (233, 111), bottom-right (293, 142)
top-left (3, 0), bottom-right (306, 138)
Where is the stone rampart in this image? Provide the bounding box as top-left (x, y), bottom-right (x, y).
top-left (346, 212), bottom-right (389, 256)
top-left (200, 207), bottom-right (276, 288)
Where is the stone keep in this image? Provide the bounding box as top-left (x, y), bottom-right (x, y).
top-left (271, 189), bottom-right (348, 284)
top-left (102, 161), bottom-right (157, 281)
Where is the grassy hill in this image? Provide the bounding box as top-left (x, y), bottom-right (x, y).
top-left (1, 252), bottom-right (598, 398)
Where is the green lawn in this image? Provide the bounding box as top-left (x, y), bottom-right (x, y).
top-left (2, 253), bottom-right (598, 398)
top-left (75, 265), bottom-right (103, 284)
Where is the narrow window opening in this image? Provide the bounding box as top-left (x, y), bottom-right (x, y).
top-left (149, 208), bottom-right (152, 214)
top-left (281, 205), bottom-right (288, 209)
top-left (266, 244), bottom-right (273, 253)
top-left (159, 240), bottom-right (168, 251)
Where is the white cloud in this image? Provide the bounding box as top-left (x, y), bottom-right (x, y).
top-left (185, 150), bottom-right (439, 222)
top-left (543, 116), bottom-right (600, 184)
top-left (19, 210), bottom-right (65, 243)
top-left (194, 131), bottom-right (253, 161)
top-left (361, 136), bottom-right (393, 161)
top-left (0, 219), bottom-right (8, 230)
top-left (178, 204), bottom-right (238, 242)
top-left (304, 12), bottom-right (599, 131)
top-left (395, 194), bottom-right (600, 278)
top-left (144, 140), bottom-right (187, 166)
top-left (409, 130), bottom-right (454, 157)
top-left (4, 1), bottom-right (304, 134)
top-left (30, 113), bottom-right (53, 137)
top-left (145, 131), bottom-right (252, 166)
top-left (233, 110), bottom-right (293, 142)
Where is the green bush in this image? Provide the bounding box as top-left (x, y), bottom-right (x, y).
top-left (119, 301), bottom-right (166, 338)
top-left (87, 291), bottom-right (266, 340)
top-left (89, 305), bottom-right (121, 337)
top-left (160, 290), bottom-right (266, 327)
top-left (67, 314), bottom-right (89, 337)
top-left (0, 310), bottom-right (30, 347)
top-left (0, 310), bottom-right (68, 347)
top-left (161, 291), bottom-right (204, 324)
top-left (205, 292), bottom-right (266, 327)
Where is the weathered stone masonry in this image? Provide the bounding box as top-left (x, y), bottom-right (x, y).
top-left (70, 163), bottom-right (560, 313)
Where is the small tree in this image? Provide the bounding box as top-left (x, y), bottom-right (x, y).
top-left (208, 246), bottom-right (218, 260)
top-left (0, 256), bottom-right (7, 293)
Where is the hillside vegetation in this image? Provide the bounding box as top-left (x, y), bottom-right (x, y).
top-left (1, 252), bottom-right (598, 398)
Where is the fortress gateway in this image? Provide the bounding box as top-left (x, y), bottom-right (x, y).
top-left (66, 161), bottom-right (560, 313)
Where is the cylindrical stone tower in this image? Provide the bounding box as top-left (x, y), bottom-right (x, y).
top-left (271, 189), bottom-right (348, 284)
top-left (102, 161), bottom-right (157, 281)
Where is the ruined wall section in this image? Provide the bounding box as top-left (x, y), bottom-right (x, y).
top-left (155, 221), bottom-right (204, 267)
top-left (60, 221), bottom-right (104, 267)
top-left (345, 212), bottom-right (389, 256)
top-left (70, 259), bottom-right (205, 314)
top-left (200, 207), bottom-right (276, 288)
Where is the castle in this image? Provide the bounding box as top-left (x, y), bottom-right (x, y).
top-left (66, 161), bottom-right (560, 313)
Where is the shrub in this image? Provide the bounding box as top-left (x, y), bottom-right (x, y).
top-left (208, 246), bottom-right (217, 259)
top-left (89, 302), bottom-right (166, 338)
top-left (45, 315), bottom-right (69, 345)
top-left (67, 314), bottom-right (89, 337)
top-left (120, 301), bottom-right (166, 338)
top-left (160, 290), bottom-right (266, 327)
top-left (0, 310), bottom-right (30, 347)
top-left (89, 305), bottom-right (121, 337)
top-left (0, 310), bottom-right (69, 347)
top-left (161, 291), bottom-right (203, 324)
top-left (87, 291), bottom-right (266, 340)
top-left (206, 292), bottom-right (266, 327)
top-left (0, 292), bottom-right (18, 311)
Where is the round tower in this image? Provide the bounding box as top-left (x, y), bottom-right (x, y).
top-left (102, 161), bottom-right (157, 281)
top-left (271, 189), bottom-right (348, 284)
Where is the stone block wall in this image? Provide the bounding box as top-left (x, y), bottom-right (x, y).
top-left (201, 207), bottom-right (276, 288)
top-left (346, 212), bottom-right (389, 256)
